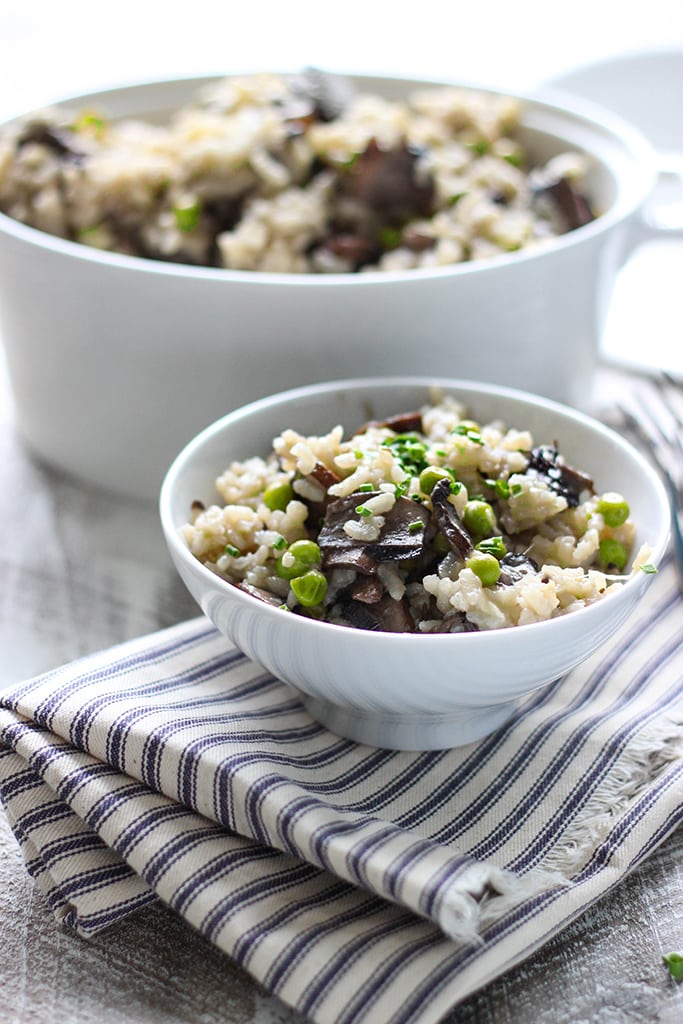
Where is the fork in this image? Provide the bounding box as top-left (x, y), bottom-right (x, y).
top-left (616, 372), bottom-right (683, 594)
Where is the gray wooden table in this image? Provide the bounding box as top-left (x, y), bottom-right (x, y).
top-left (1, 361), bottom-right (681, 1024)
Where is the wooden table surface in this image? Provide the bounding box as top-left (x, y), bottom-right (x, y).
top-left (1, 362), bottom-right (682, 1024)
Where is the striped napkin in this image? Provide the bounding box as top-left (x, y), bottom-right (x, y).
top-left (0, 561), bottom-right (682, 1024)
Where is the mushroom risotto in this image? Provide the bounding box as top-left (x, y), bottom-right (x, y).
top-left (182, 395), bottom-right (652, 633)
top-left (0, 70), bottom-right (596, 273)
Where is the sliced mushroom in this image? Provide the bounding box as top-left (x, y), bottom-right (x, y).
top-left (351, 576), bottom-right (384, 604)
top-left (318, 492), bottom-right (432, 573)
top-left (340, 594), bottom-right (415, 633)
top-left (526, 445), bottom-right (594, 507)
top-left (532, 175), bottom-right (594, 230)
top-left (16, 121), bottom-right (85, 163)
top-left (429, 478), bottom-right (473, 558)
top-left (338, 139), bottom-right (435, 223)
top-left (426, 611), bottom-right (480, 634)
top-left (309, 461), bottom-right (342, 490)
top-left (291, 67), bottom-right (355, 123)
top-left (238, 582), bottom-right (285, 607)
top-left (497, 551), bottom-right (539, 586)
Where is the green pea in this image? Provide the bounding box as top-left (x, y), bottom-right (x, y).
top-left (599, 539), bottom-right (628, 571)
top-left (291, 570), bottom-right (328, 607)
top-left (263, 480), bottom-right (293, 511)
top-left (419, 466), bottom-right (451, 495)
top-left (462, 499), bottom-right (496, 539)
top-left (276, 539), bottom-right (321, 580)
top-left (466, 551), bottom-right (501, 587)
top-left (597, 492), bottom-right (630, 528)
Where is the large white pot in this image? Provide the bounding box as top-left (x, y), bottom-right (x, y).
top-left (0, 74), bottom-right (671, 500)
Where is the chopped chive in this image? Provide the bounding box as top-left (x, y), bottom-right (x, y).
top-left (224, 544), bottom-right (240, 557)
top-left (451, 424), bottom-right (484, 445)
top-left (378, 226), bottom-right (402, 250)
top-left (272, 535), bottom-right (287, 551)
top-left (640, 563), bottom-right (658, 574)
top-left (358, 482), bottom-right (374, 492)
top-left (663, 952), bottom-right (683, 982)
top-left (408, 520), bottom-right (424, 533)
top-left (355, 504), bottom-right (373, 518)
top-left (394, 480), bottom-right (410, 499)
top-left (435, 449), bottom-right (448, 457)
top-left (173, 199), bottom-right (202, 232)
top-left (354, 449), bottom-right (364, 459)
top-left (510, 483), bottom-right (523, 497)
top-left (450, 481), bottom-right (463, 495)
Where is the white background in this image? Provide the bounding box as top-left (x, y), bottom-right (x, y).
top-left (1, 0), bottom-right (683, 380)
top-left (2, 0), bottom-right (683, 113)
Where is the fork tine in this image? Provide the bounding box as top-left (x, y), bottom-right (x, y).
top-left (615, 392), bottom-right (683, 594)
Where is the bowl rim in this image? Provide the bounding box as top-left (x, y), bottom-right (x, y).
top-left (159, 375), bottom-right (671, 646)
top-left (0, 70), bottom-right (657, 285)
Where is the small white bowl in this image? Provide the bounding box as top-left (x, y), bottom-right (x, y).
top-left (159, 378), bottom-right (670, 751)
top-left (0, 72), bottom-right (665, 500)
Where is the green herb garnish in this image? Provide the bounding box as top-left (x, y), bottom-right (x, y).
top-left (173, 199), bottom-right (202, 232)
top-left (378, 226), bottom-right (402, 250)
top-left (451, 424), bottom-right (485, 446)
top-left (224, 544), bottom-right (240, 557)
top-left (640, 563), bottom-right (658, 574)
top-left (355, 504), bottom-right (372, 518)
top-left (408, 520), bottom-right (424, 533)
top-left (382, 432), bottom-right (429, 475)
top-left (663, 952), bottom-right (683, 982)
top-left (476, 536), bottom-right (507, 558)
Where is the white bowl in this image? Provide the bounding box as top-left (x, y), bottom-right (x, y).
top-left (0, 73), bottom-right (662, 500)
top-left (159, 377), bottom-right (670, 751)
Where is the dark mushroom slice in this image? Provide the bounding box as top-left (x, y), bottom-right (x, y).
top-left (313, 233), bottom-right (378, 270)
top-left (339, 594), bottom-right (415, 633)
top-left (426, 611), bottom-right (480, 634)
top-left (429, 478), bottom-right (473, 558)
top-left (318, 492), bottom-right (432, 573)
top-left (16, 121), bottom-right (86, 163)
top-left (525, 445), bottom-right (594, 507)
top-left (290, 67), bottom-right (355, 123)
top-left (497, 551), bottom-right (539, 586)
top-left (401, 225), bottom-right (437, 253)
top-left (238, 581), bottom-right (284, 607)
top-left (354, 410), bottom-right (424, 436)
top-left (532, 174), bottom-right (595, 231)
top-left (337, 139), bottom-right (435, 223)
top-left (351, 576), bottom-right (384, 604)
top-left (309, 461), bottom-right (342, 490)
top-left (381, 411), bottom-right (424, 434)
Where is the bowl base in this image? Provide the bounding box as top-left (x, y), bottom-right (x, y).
top-left (300, 695), bottom-right (519, 751)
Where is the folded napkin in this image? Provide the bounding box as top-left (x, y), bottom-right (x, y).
top-left (1, 558), bottom-right (682, 1024)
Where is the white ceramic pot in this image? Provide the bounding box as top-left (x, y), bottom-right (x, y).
top-left (0, 74), bottom-right (671, 500)
top-left (159, 377), bottom-right (670, 751)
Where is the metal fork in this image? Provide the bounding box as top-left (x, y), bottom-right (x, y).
top-left (616, 372), bottom-right (683, 593)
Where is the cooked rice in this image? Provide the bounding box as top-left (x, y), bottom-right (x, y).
top-left (0, 71), bottom-right (597, 273)
top-left (182, 394), bottom-right (650, 634)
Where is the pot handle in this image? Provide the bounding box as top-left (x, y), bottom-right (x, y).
top-left (631, 156), bottom-right (683, 240)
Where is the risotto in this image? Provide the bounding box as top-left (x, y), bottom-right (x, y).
top-left (182, 394), bottom-right (652, 633)
top-left (0, 70), bottom-right (596, 273)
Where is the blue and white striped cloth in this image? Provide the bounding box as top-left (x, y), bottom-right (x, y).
top-left (0, 559), bottom-right (681, 1024)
